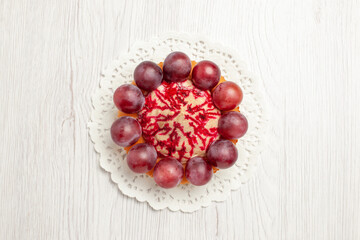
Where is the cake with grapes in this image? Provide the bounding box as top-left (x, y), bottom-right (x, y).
top-left (110, 51), bottom-right (248, 189)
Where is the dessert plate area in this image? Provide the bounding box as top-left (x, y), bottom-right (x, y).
top-left (88, 33), bottom-right (268, 212)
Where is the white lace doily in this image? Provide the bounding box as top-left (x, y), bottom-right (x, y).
top-left (88, 33), bottom-right (268, 212)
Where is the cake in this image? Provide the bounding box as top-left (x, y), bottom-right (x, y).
top-left (110, 52), bottom-right (248, 188)
top-left (138, 79), bottom-right (221, 164)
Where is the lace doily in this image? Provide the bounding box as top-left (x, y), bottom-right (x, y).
top-left (88, 33), bottom-right (268, 212)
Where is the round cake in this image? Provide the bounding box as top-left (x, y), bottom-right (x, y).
top-left (110, 51), bottom-right (248, 188)
top-left (138, 80), bottom-right (220, 163)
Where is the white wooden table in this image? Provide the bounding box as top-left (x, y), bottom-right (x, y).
top-left (1, 0), bottom-right (360, 239)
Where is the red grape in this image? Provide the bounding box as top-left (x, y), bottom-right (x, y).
top-left (153, 157), bottom-right (184, 188)
top-left (192, 60), bottom-right (221, 90)
top-left (110, 116), bottom-right (142, 147)
top-left (163, 52), bottom-right (191, 82)
top-left (185, 157), bottom-right (213, 186)
top-left (113, 84), bottom-right (145, 113)
top-left (207, 140), bottom-right (238, 169)
top-left (212, 82), bottom-right (243, 111)
top-left (126, 143), bottom-right (157, 173)
top-left (218, 112), bottom-right (248, 139)
top-left (134, 61), bottom-right (163, 92)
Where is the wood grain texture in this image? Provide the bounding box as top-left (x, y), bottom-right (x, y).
top-left (1, 0), bottom-right (359, 239)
